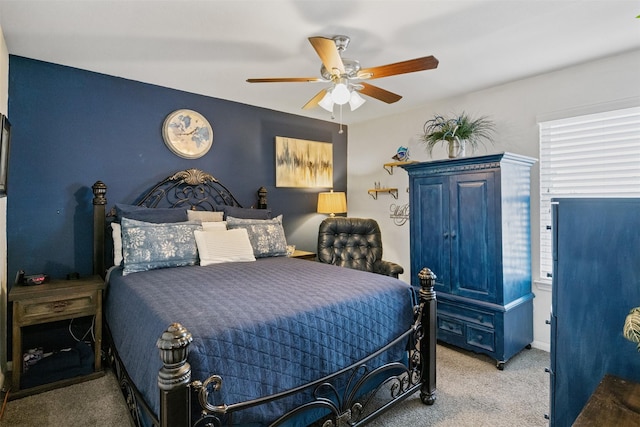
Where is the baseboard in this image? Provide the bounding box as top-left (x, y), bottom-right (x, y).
top-left (531, 340), bottom-right (550, 352)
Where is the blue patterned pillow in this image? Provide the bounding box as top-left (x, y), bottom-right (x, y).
top-left (120, 218), bottom-right (202, 275)
top-left (226, 215), bottom-right (287, 258)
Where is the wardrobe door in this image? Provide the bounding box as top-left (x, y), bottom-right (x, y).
top-left (449, 171), bottom-right (498, 302)
top-left (412, 176), bottom-right (450, 294)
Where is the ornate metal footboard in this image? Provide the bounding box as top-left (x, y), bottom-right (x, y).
top-left (156, 268), bottom-right (436, 427)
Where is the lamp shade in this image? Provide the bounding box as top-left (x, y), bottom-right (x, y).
top-left (317, 190), bottom-right (347, 217)
top-left (331, 83), bottom-right (351, 105)
top-left (349, 90), bottom-right (366, 111)
top-left (318, 91), bottom-right (334, 112)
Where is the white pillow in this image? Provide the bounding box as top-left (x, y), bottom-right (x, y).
top-left (201, 221), bottom-right (227, 231)
top-left (194, 228), bottom-right (256, 266)
top-left (112, 222), bottom-right (123, 266)
top-left (187, 210), bottom-right (224, 222)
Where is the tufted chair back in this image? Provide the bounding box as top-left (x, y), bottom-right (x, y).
top-left (317, 217), bottom-right (404, 278)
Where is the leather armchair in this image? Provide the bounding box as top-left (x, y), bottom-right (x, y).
top-left (317, 217), bottom-right (404, 278)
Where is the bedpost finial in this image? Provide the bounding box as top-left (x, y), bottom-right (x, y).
top-left (157, 323), bottom-right (193, 390)
top-left (92, 181), bottom-right (107, 205)
top-left (258, 186), bottom-right (268, 209)
top-left (418, 267), bottom-right (437, 301)
top-left (418, 267), bottom-right (436, 286)
top-left (157, 322), bottom-right (193, 352)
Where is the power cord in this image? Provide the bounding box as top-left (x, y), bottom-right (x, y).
top-left (68, 316), bottom-right (95, 344)
top-left (0, 387), bottom-right (10, 420)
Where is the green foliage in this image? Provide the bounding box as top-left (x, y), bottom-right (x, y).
top-left (624, 307), bottom-right (640, 351)
top-left (420, 112), bottom-right (496, 157)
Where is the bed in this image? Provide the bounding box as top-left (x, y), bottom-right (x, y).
top-left (90, 168), bottom-right (437, 427)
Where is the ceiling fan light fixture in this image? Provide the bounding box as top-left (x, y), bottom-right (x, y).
top-left (318, 91), bottom-right (334, 112)
top-left (249, 35), bottom-right (439, 113)
top-left (331, 81), bottom-right (351, 105)
top-left (349, 90), bottom-right (366, 111)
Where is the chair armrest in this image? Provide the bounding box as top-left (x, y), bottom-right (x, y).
top-left (373, 260), bottom-right (404, 278)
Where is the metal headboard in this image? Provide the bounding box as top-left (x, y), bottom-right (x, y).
top-left (92, 168), bottom-right (268, 277)
top-left (136, 168), bottom-right (252, 210)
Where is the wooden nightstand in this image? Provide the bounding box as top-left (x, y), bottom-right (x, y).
top-left (9, 275), bottom-right (106, 397)
top-left (291, 249), bottom-right (316, 261)
top-left (573, 374), bottom-right (640, 426)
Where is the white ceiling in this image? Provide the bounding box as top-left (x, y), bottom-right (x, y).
top-left (1, 0), bottom-right (639, 125)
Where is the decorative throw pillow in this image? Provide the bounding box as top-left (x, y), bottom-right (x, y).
top-left (187, 210), bottom-right (224, 222)
top-left (194, 228), bottom-right (256, 266)
top-left (226, 215), bottom-right (287, 258)
top-left (201, 221), bottom-right (227, 231)
top-left (111, 222), bottom-right (123, 266)
top-left (221, 205), bottom-right (272, 220)
top-left (115, 203), bottom-right (188, 224)
top-left (120, 218), bottom-right (202, 275)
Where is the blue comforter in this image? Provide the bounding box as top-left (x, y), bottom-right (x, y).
top-left (105, 257), bottom-right (414, 425)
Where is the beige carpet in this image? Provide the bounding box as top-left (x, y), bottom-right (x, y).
top-left (0, 344), bottom-right (549, 426)
top-left (369, 344), bottom-right (550, 427)
top-left (0, 372), bottom-right (132, 427)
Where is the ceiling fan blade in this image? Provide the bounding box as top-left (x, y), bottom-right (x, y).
top-left (302, 89), bottom-right (328, 110)
top-left (247, 77), bottom-right (324, 83)
top-left (359, 83), bottom-right (402, 104)
top-left (358, 56), bottom-right (439, 80)
top-left (308, 36), bottom-right (345, 76)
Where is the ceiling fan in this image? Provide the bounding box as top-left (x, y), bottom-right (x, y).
top-left (247, 35), bottom-right (439, 113)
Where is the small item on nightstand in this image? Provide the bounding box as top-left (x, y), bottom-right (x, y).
top-left (24, 274), bottom-right (49, 286)
top-left (67, 272), bottom-right (80, 280)
top-left (15, 270), bottom-right (49, 286)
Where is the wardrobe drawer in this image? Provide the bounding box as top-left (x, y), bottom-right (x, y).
top-left (438, 315), bottom-right (464, 336)
top-left (438, 300), bottom-right (495, 328)
top-left (466, 325), bottom-right (495, 352)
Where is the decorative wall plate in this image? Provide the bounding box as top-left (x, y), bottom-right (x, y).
top-left (162, 109), bottom-right (213, 159)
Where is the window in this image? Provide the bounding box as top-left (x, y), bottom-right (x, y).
top-left (538, 106), bottom-right (640, 280)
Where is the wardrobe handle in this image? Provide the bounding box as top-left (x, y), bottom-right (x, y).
top-left (443, 231), bottom-right (449, 239)
top-left (451, 231), bottom-right (457, 239)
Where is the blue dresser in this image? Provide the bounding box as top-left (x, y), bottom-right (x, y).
top-left (403, 153), bottom-right (536, 369)
top-left (549, 198), bottom-right (640, 426)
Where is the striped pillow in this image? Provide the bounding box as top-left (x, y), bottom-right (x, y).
top-left (194, 228), bottom-right (256, 265)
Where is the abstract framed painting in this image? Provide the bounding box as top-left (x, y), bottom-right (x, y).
top-left (275, 136), bottom-right (333, 188)
top-left (0, 114), bottom-right (11, 196)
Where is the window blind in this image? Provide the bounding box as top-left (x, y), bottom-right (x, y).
top-left (538, 106), bottom-right (640, 280)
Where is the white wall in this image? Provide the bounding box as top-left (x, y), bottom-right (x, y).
top-left (348, 49), bottom-right (640, 351)
top-left (0, 23), bottom-right (8, 389)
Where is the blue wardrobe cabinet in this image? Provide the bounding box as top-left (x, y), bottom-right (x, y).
top-left (403, 153), bottom-right (536, 369)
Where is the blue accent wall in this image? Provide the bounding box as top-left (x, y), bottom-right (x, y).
top-left (7, 55), bottom-right (347, 283)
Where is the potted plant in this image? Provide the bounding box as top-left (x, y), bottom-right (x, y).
top-left (420, 112), bottom-right (496, 158)
top-left (624, 307), bottom-right (640, 351)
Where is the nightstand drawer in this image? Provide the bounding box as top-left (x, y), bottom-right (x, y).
top-left (15, 291), bottom-right (98, 324)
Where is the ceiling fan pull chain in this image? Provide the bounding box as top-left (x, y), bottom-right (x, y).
top-left (339, 104), bottom-right (344, 134)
